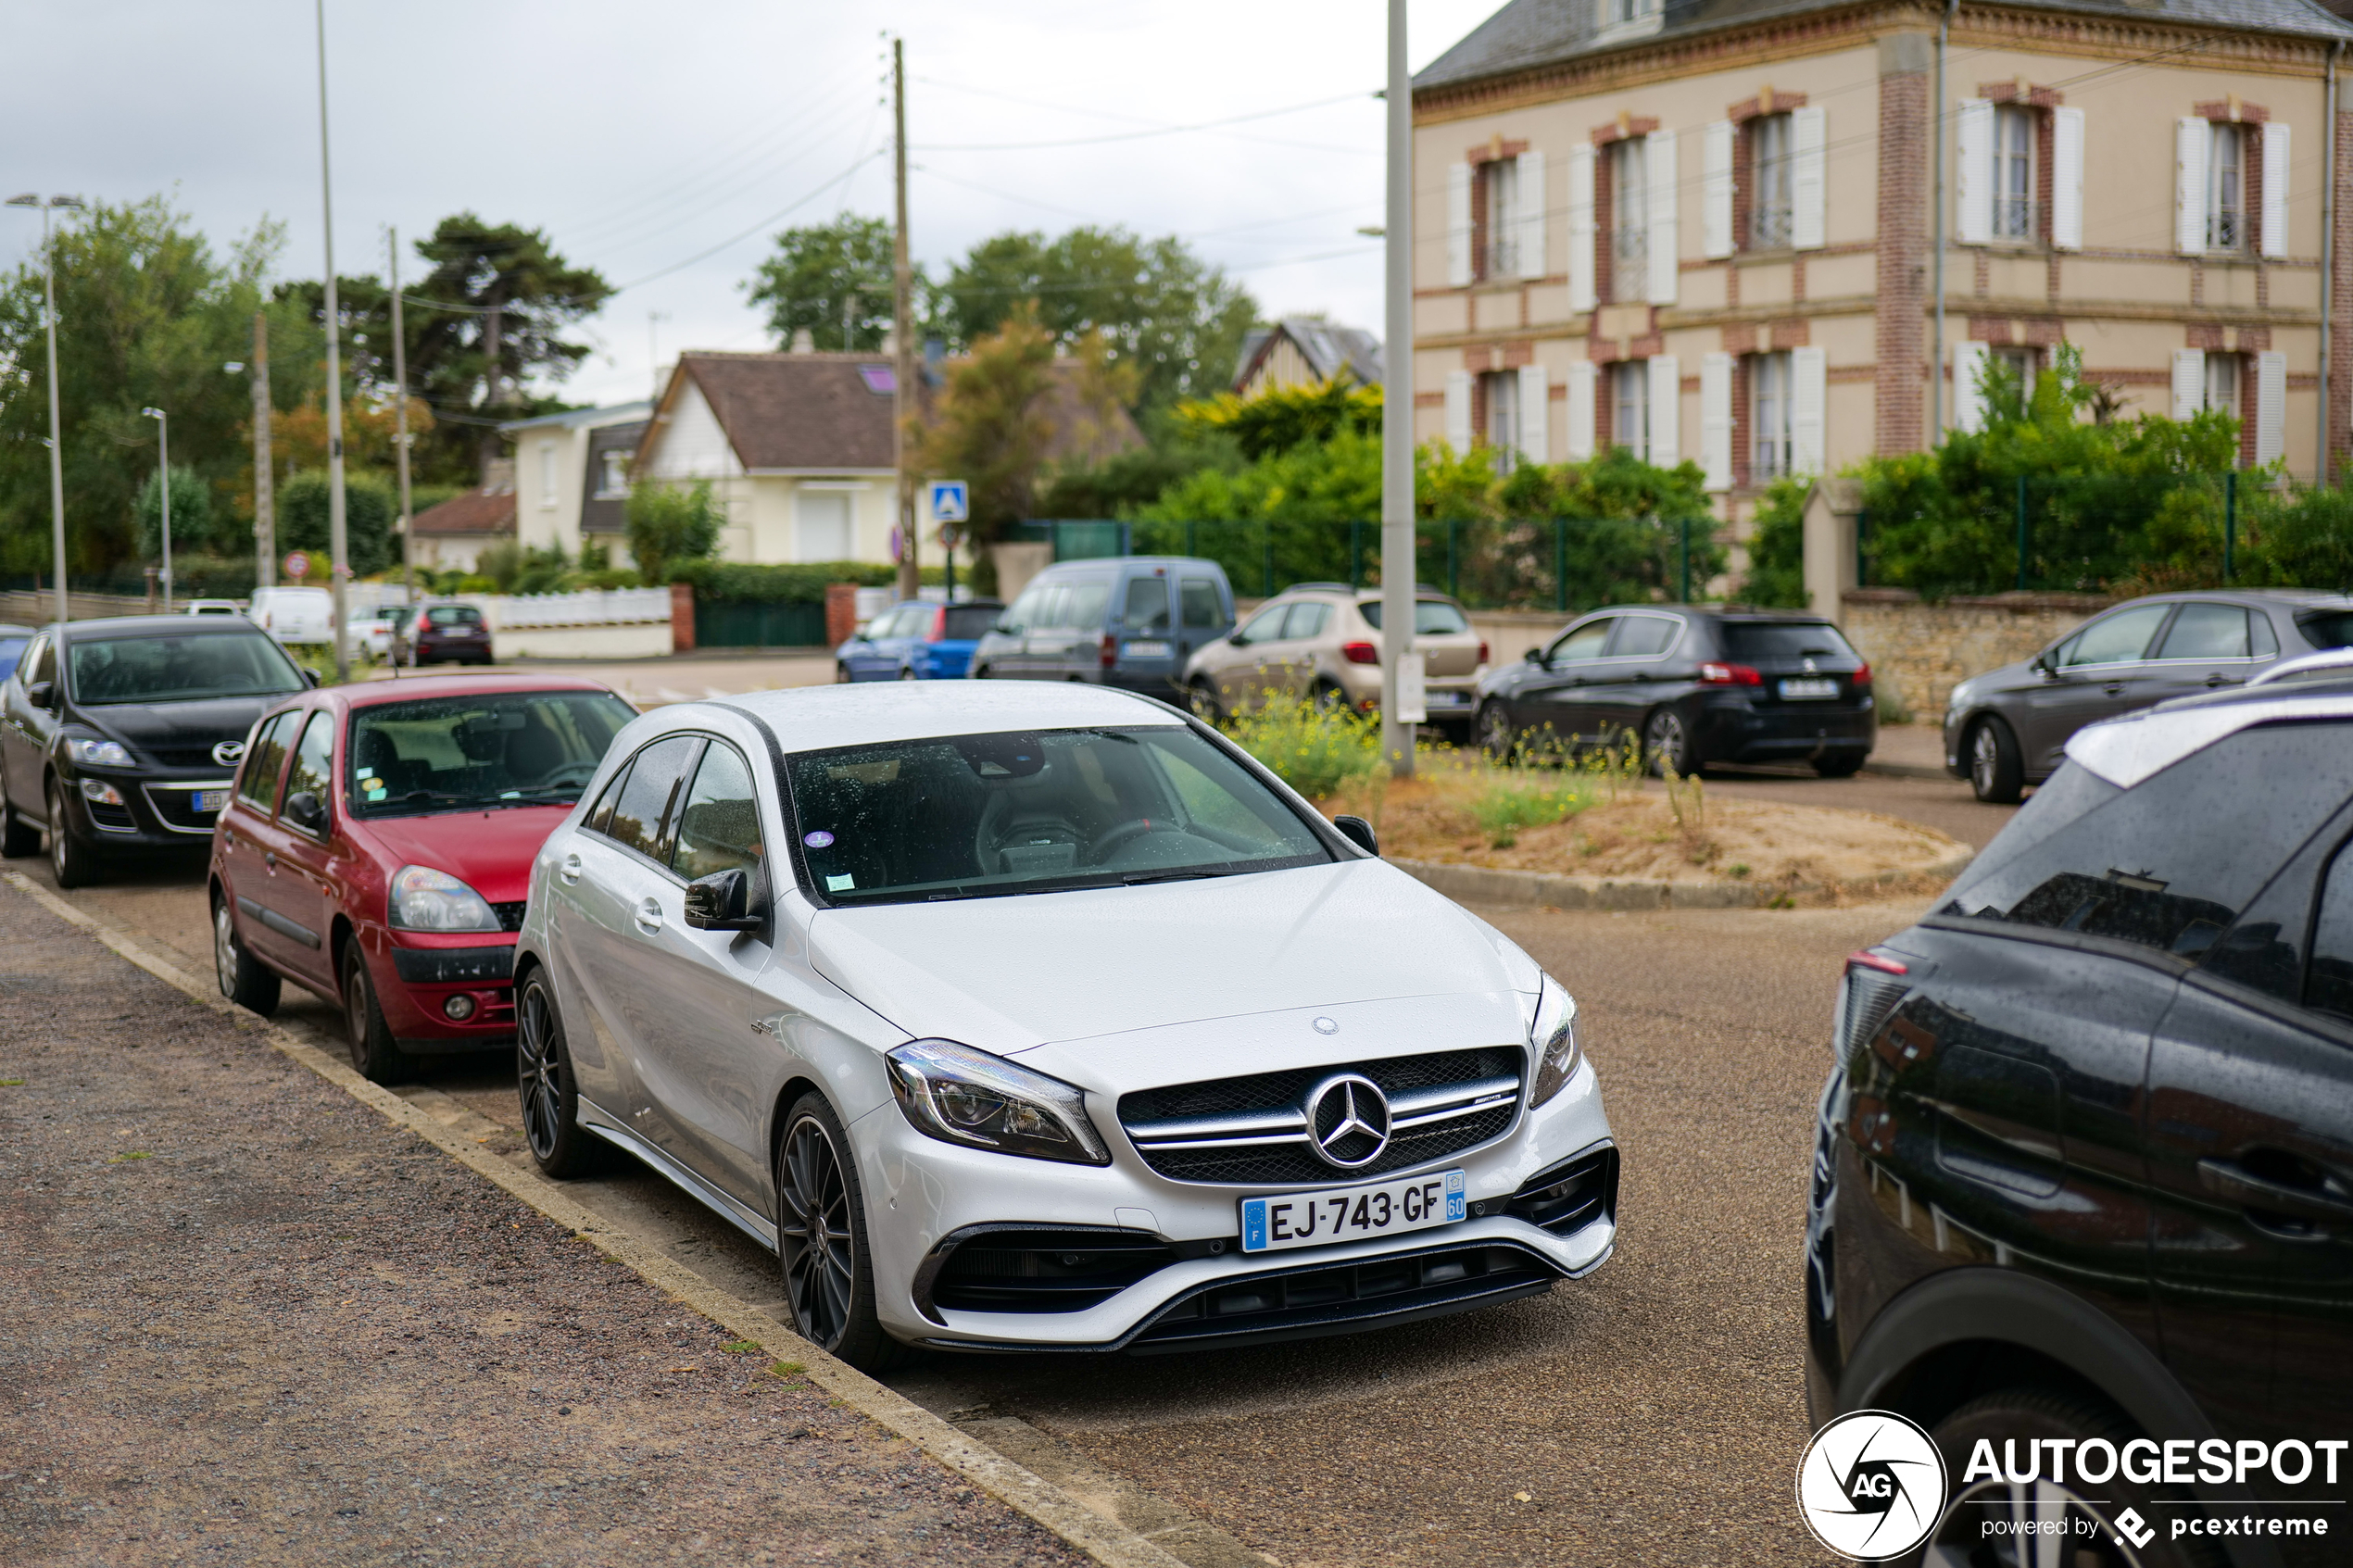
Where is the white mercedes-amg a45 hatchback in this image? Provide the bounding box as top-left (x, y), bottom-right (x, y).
top-left (514, 682), bottom-right (1617, 1368)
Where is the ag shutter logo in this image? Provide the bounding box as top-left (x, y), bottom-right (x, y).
top-left (1796, 1410), bottom-right (1949, 1561)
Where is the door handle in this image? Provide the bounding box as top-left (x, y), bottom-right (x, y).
top-left (634, 896), bottom-right (663, 934)
top-left (559, 852), bottom-right (582, 886)
top-left (2205, 673), bottom-right (2233, 688)
top-left (2102, 682), bottom-right (2125, 696)
top-left (2197, 1155), bottom-right (2353, 1230)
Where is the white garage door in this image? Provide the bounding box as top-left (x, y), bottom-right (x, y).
top-left (795, 492), bottom-right (852, 562)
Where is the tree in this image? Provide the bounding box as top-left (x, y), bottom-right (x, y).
top-left (277, 470), bottom-right (396, 576)
top-left (1739, 478), bottom-right (1811, 608)
top-left (929, 227), bottom-right (1256, 416)
top-left (135, 465), bottom-right (219, 560)
top-left (745, 217), bottom-right (899, 351)
top-left (1176, 376), bottom-right (1382, 461)
top-left (624, 481), bottom-right (723, 585)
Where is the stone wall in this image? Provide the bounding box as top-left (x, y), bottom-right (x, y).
top-left (1841, 587), bottom-right (2110, 721)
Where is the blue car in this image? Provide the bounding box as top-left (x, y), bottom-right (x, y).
top-left (834, 598), bottom-right (1004, 681)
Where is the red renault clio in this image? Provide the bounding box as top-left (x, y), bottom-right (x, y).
top-left (208, 672), bottom-right (638, 1081)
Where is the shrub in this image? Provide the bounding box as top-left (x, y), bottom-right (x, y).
top-left (625, 480), bottom-right (724, 585)
top-left (1224, 696), bottom-right (1381, 798)
top-left (278, 470), bottom-right (398, 576)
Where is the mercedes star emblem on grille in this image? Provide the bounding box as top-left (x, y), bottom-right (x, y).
top-left (212, 740), bottom-right (246, 767)
top-left (1304, 1073), bottom-right (1391, 1170)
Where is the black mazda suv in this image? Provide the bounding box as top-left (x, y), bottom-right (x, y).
top-left (1808, 678), bottom-right (2353, 1566)
top-left (0, 616), bottom-right (312, 887)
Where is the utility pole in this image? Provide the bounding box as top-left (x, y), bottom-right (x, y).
top-left (891, 35), bottom-right (918, 604)
top-left (648, 310), bottom-right (669, 406)
top-left (252, 313), bottom-right (275, 589)
top-left (315, 0), bottom-right (350, 680)
top-left (1379, 0), bottom-right (1416, 778)
top-left (6, 194), bottom-right (81, 624)
top-left (481, 304), bottom-right (505, 482)
top-left (389, 227), bottom-right (415, 605)
top-left (142, 407), bottom-right (172, 611)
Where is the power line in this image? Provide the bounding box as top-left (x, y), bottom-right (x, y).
top-left (913, 91), bottom-right (1370, 151)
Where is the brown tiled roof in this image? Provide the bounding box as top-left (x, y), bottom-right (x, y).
top-left (409, 487), bottom-right (516, 536)
top-left (665, 351), bottom-right (900, 472)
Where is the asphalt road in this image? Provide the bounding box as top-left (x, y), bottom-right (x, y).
top-left (2, 808), bottom-right (2003, 1564)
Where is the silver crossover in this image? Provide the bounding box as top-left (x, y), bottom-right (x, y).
top-left (514, 681), bottom-right (1616, 1368)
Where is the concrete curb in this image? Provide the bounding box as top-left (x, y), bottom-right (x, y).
top-left (0, 868), bottom-right (1191, 1568)
top-left (1388, 848), bottom-right (1976, 910)
top-left (1861, 760), bottom-right (1953, 782)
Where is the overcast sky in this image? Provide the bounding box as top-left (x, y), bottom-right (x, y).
top-left (5, 0), bottom-right (1501, 410)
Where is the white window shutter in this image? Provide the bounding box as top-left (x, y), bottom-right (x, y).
top-left (1646, 354), bottom-right (1680, 469)
top-left (1791, 345), bottom-right (1827, 475)
top-left (1700, 354), bottom-right (1734, 492)
top-left (2176, 118), bottom-right (2208, 256)
top-left (2262, 124), bottom-right (2290, 259)
top-left (1702, 120), bottom-right (1735, 258)
top-left (1957, 99), bottom-right (1994, 245)
top-left (1792, 106), bottom-right (1828, 250)
top-left (1951, 342), bottom-right (1990, 433)
top-left (1566, 144), bottom-right (1597, 311)
top-left (2052, 107), bottom-right (2085, 252)
top-left (1517, 362), bottom-right (1550, 462)
top-left (1565, 361), bottom-right (1598, 461)
top-left (1516, 149), bottom-right (1547, 278)
top-left (2171, 348), bottom-right (2206, 420)
top-left (1445, 370), bottom-right (1474, 453)
top-left (1446, 163), bottom-right (1474, 286)
top-left (1646, 131), bottom-right (1680, 305)
top-left (2256, 350), bottom-right (2287, 465)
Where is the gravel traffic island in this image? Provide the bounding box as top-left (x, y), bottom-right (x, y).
top-left (0, 882), bottom-right (1084, 1568)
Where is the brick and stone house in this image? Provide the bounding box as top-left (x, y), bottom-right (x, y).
top-left (1411, 0), bottom-right (2353, 547)
top-left (1232, 317), bottom-right (1386, 397)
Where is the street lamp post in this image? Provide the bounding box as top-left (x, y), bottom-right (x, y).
top-left (314, 0), bottom-right (350, 681)
top-left (141, 407), bottom-right (172, 612)
top-left (1379, 2), bottom-right (1416, 777)
top-left (6, 193), bottom-right (84, 625)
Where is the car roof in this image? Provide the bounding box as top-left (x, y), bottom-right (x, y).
top-left (712, 680), bottom-right (1183, 753)
top-left (324, 672), bottom-right (625, 710)
top-left (2069, 682), bottom-right (2353, 788)
top-left (2103, 588), bottom-right (2353, 611)
top-left (52, 615), bottom-right (281, 639)
top-left (0, 623), bottom-right (35, 636)
top-left (1035, 557), bottom-right (1224, 575)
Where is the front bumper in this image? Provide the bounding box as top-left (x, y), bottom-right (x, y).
top-left (373, 932), bottom-right (520, 1049)
top-left (855, 1053), bottom-right (1616, 1351)
top-left (57, 766), bottom-right (233, 850)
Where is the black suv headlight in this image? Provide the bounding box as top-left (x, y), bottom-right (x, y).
top-left (65, 736), bottom-right (135, 768)
top-left (1527, 976), bottom-right (1582, 1108)
top-left (886, 1039), bottom-right (1110, 1165)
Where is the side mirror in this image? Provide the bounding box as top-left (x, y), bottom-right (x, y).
top-left (283, 790), bottom-right (327, 834)
top-left (300, 667), bottom-right (322, 688)
top-left (1332, 814), bottom-right (1379, 857)
top-left (1524, 646), bottom-right (1544, 665)
top-left (685, 865), bottom-right (765, 932)
top-left (25, 680), bottom-right (55, 709)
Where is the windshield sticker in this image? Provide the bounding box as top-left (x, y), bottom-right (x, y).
top-left (356, 767), bottom-right (375, 780)
top-left (803, 830), bottom-right (836, 848)
top-left (827, 760), bottom-right (900, 785)
top-left (825, 873), bottom-right (855, 892)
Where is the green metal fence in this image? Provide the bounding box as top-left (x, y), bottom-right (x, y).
top-left (693, 598), bottom-right (829, 649)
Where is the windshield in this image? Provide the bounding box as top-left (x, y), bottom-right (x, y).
top-left (347, 691), bottom-right (638, 817)
top-left (425, 606), bottom-right (483, 626)
top-left (787, 725), bottom-right (1334, 904)
top-left (67, 633), bottom-right (305, 706)
top-left (1719, 621), bottom-right (1857, 662)
top-left (1357, 600), bottom-right (1471, 635)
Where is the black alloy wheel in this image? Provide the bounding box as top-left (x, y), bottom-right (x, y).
top-left (213, 894), bottom-right (281, 1016)
top-left (0, 799), bottom-right (39, 859)
top-left (516, 972), bottom-right (605, 1177)
top-left (1969, 715), bottom-right (2025, 804)
top-left (46, 778), bottom-right (95, 889)
top-left (340, 941), bottom-right (411, 1085)
top-left (774, 1092), bottom-right (903, 1371)
top-left (1476, 701), bottom-right (1518, 763)
top-left (1642, 708), bottom-right (1699, 779)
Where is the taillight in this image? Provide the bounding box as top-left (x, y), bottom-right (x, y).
top-left (1847, 949), bottom-right (1907, 975)
top-left (1100, 633), bottom-right (1118, 670)
top-left (929, 607), bottom-right (947, 643)
top-left (1340, 640), bottom-right (1379, 666)
top-left (1478, 640), bottom-right (1490, 666)
top-left (1852, 662), bottom-right (1871, 685)
top-left (1700, 661), bottom-right (1762, 685)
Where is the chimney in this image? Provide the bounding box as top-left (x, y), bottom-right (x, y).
top-left (790, 328), bottom-right (815, 354)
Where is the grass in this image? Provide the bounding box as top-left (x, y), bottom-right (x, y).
top-left (1222, 693), bottom-right (1384, 799)
top-left (1462, 767), bottom-right (1595, 848)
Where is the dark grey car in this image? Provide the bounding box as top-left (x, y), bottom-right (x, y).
top-left (1943, 589), bottom-right (2353, 802)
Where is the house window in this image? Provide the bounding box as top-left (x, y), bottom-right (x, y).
top-left (1750, 113), bottom-right (1793, 248)
top-left (2201, 353), bottom-right (2240, 418)
top-left (1751, 352), bottom-right (1793, 480)
top-left (1610, 138), bottom-right (1648, 303)
top-left (1484, 157), bottom-right (1521, 279)
top-left (2208, 123), bottom-right (2246, 252)
top-left (539, 442), bottom-right (559, 510)
top-left (1993, 346), bottom-right (2039, 398)
top-left (597, 450), bottom-right (631, 499)
top-left (1612, 362), bottom-right (1649, 460)
top-left (1605, 0), bottom-right (1660, 21)
top-left (1994, 106), bottom-right (2035, 240)
top-left (1480, 369), bottom-right (1521, 472)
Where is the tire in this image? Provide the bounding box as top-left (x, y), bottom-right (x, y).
top-left (516, 969), bottom-right (609, 1178)
top-left (46, 778), bottom-right (97, 889)
top-left (1476, 701), bottom-right (1518, 763)
top-left (774, 1091), bottom-right (906, 1372)
top-left (1900, 1387), bottom-right (2225, 1568)
top-left (834, 663), bottom-right (852, 684)
top-left (212, 893), bottom-right (281, 1016)
top-left (972, 663), bottom-right (993, 680)
top-left (0, 800), bottom-right (38, 859)
top-left (898, 666), bottom-right (918, 681)
top-left (1642, 708), bottom-right (1701, 779)
top-left (1186, 679), bottom-right (1224, 725)
top-left (339, 939), bottom-right (411, 1085)
top-left (1968, 715), bottom-right (2025, 804)
top-left (1813, 752), bottom-right (1866, 779)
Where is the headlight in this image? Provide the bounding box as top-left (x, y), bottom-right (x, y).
top-left (388, 864), bottom-right (501, 932)
top-left (1527, 976), bottom-right (1582, 1108)
top-left (68, 738), bottom-right (133, 768)
top-left (885, 1039), bottom-right (1110, 1165)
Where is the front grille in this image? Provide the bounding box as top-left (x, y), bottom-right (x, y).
top-left (1118, 1047), bottom-right (1525, 1186)
top-left (918, 1227), bottom-right (1179, 1317)
top-left (141, 783), bottom-right (231, 834)
top-left (1128, 1241), bottom-right (1557, 1353)
top-left (492, 901), bottom-right (528, 932)
top-left (146, 745), bottom-right (229, 769)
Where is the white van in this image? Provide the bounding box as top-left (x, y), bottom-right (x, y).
top-left (247, 586), bottom-right (335, 645)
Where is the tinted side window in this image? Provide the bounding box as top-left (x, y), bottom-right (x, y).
top-left (1180, 580), bottom-right (1222, 629)
top-left (1062, 582), bottom-right (1111, 630)
top-left (1718, 621), bottom-right (1855, 661)
top-left (1610, 615), bottom-right (1679, 658)
top-left (1122, 577), bottom-right (1172, 632)
top-left (604, 735), bottom-right (701, 862)
top-left (1003, 586), bottom-right (1047, 631)
top-left (1233, 605), bottom-right (1288, 644)
top-left (586, 758), bottom-right (633, 836)
top-left (672, 743), bottom-right (762, 882)
top-left (2055, 604), bottom-right (2171, 668)
top-left (943, 605), bottom-right (999, 641)
top-left (237, 711), bottom-right (302, 809)
top-left (2155, 603), bottom-right (2252, 660)
top-left (1283, 603), bottom-right (1332, 641)
top-left (2298, 610), bottom-right (2353, 651)
top-left (1548, 620), bottom-right (1616, 663)
top-left (2306, 842), bottom-right (2353, 1022)
top-left (1943, 722), bottom-right (2353, 960)
top-left (283, 711), bottom-right (336, 827)
top-left (23, 634), bottom-right (54, 687)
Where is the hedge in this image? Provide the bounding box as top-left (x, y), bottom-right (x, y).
top-left (669, 559), bottom-right (946, 602)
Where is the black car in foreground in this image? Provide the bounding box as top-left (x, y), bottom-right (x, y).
top-left (1809, 679), bottom-right (2353, 1566)
top-left (1474, 605), bottom-right (1875, 776)
top-left (0, 616), bottom-right (312, 886)
top-left (1944, 589), bottom-right (2353, 803)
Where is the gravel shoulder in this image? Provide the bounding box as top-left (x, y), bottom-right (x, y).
top-left (0, 881), bottom-right (1083, 1568)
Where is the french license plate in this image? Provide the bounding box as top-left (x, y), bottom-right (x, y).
top-left (1424, 689), bottom-right (1469, 709)
top-left (196, 789), bottom-right (232, 813)
top-left (1779, 678), bottom-right (1838, 700)
top-left (1123, 640), bottom-right (1171, 659)
top-left (1239, 1169), bottom-right (1466, 1254)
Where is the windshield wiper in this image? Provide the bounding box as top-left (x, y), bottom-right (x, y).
top-left (1120, 866), bottom-right (1243, 886)
top-left (493, 786), bottom-right (585, 805)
